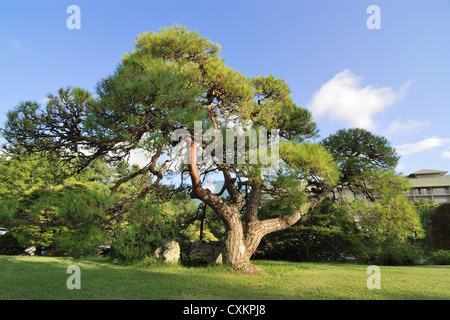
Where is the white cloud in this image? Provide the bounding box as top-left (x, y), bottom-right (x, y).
top-left (395, 137), bottom-right (450, 156)
top-left (386, 118), bottom-right (430, 135)
top-left (308, 69), bottom-right (411, 131)
top-left (441, 151), bottom-right (450, 159)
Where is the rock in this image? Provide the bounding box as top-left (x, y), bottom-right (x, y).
top-left (155, 239), bottom-right (180, 263)
top-left (155, 239), bottom-right (224, 266)
top-left (24, 246), bottom-right (36, 256)
top-left (179, 240), bottom-right (223, 266)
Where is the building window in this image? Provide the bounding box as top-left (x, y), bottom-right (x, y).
top-left (416, 188), bottom-right (429, 195)
top-left (433, 188), bottom-right (446, 195)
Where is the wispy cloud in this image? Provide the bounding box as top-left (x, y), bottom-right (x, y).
top-left (441, 151), bottom-right (450, 159)
top-left (395, 137), bottom-right (450, 156)
top-left (386, 118), bottom-right (430, 135)
top-left (308, 69), bottom-right (411, 131)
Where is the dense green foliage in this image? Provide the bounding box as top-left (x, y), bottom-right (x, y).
top-left (351, 172), bottom-right (423, 265)
top-left (0, 151), bottom-right (195, 259)
top-left (109, 189), bottom-right (197, 262)
top-left (413, 199), bottom-right (436, 251)
top-left (0, 157), bottom-right (118, 257)
top-left (430, 250), bottom-right (450, 265)
top-left (0, 232), bottom-right (22, 255)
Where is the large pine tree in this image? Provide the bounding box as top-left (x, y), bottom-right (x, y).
top-left (3, 26), bottom-right (361, 273)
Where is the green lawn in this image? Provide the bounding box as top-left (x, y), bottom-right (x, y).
top-left (0, 255), bottom-right (448, 300)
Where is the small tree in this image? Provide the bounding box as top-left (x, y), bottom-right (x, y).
top-left (348, 172), bottom-right (423, 265)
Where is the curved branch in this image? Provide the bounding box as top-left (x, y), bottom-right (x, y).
top-left (109, 144), bottom-right (164, 195)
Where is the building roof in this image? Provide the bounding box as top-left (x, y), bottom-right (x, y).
top-left (409, 169), bottom-right (448, 177)
top-left (405, 169), bottom-right (450, 188)
top-left (408, 176), bottom-right (450, 188)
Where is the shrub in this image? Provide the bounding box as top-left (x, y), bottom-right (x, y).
top-left (362, 242), bottom-right (419, 266)
top-left (110, 224), bottom-right (157, 262)
top-left (430, 203), bottom-right (450, 250)
top-left (0, 182), bottom-right (113, 257)
top-left (413, 200), bottom-right (436, 251)
top-left (256, 200), bottom-right (363, 262)
top-left (111, 218), bottom-right (182, 263)
top-left (429, 250), bottom-right (450, 265)
top-left (0, 232), bottom-right (23, 255)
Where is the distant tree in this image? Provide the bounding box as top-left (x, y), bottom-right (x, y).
top-left (322, 128), bottom-right (399, 201)
top-left (322, 128), bottom-right (423, 265)
top-left (413, 199), bottom-right (437, 251)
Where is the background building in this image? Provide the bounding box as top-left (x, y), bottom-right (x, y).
top-left (405, 169), bottom-right (450, 204)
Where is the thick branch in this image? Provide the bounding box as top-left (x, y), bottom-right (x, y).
top-left (243, 180), bottom-right (262, 225)
top-left (109, 144), bottom-right (164, 195)
top-left (219, 165), bottom-right (245, 211)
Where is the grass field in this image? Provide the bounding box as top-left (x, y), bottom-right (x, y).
top-left (0, 255), bottom-right (448, 300)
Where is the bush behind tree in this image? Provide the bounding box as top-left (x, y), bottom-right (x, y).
top-left (255, 199), bottom-right (363, 262)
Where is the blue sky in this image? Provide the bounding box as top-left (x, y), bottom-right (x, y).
top-left (1, 0), bottom-right (449, 176)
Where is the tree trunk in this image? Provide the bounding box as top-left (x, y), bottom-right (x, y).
top-left (222, 212), bottom-right (263, 274)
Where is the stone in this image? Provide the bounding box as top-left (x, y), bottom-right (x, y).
top-left (24, 246), bottom-right (36, 256)
top-left (154, 239), bottom-right (181, 263)
top-left (179, 240), bottom-right (223, 266)
top-left (155, 239), bottom-right (224, 266)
